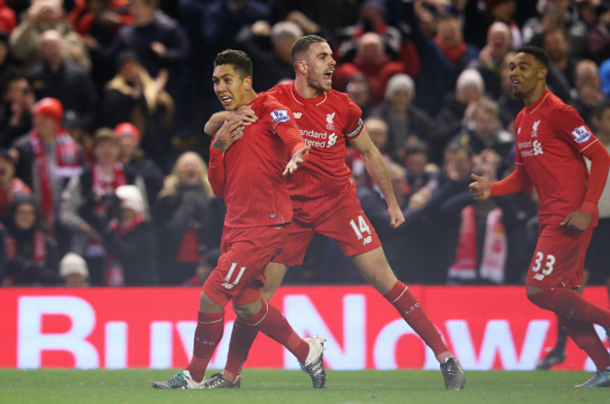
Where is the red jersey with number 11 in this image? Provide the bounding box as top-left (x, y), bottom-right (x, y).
top-left (267, 82), bottom-right (365, 199)
top-left (514, 89), bottom-right (600, 227)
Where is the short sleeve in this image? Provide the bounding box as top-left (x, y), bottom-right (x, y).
top-left (549, 105), bottom-right (599, 153)
top-left (345, 97), bottom-right (364, 140)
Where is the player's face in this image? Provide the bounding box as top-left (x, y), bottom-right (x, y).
top-left (509, 52), bottom-right (546, 99)
top-left (212, 64), bottom-right (251, 111)
top-left (303, 42), bottom-right (336, 92)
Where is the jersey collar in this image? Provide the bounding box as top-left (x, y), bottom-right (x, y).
top-left (526, 88), bottom-right (550, 114)
top-left (290, 82), bottom-right (328, 106)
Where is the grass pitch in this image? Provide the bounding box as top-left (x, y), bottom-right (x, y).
top-left (0, 369), bottom-right (608, 404)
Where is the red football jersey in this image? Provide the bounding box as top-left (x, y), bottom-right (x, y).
top-left (208, 92), bottom-right (306, 228)
top-left (266, 82), bottom-right (365, 198)
top-left (514, 89), bottom-right (600, 227)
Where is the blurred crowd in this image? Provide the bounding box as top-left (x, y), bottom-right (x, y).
top-left (1, 0), bottom-right (610, 288)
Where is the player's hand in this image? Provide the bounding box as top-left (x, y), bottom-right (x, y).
top-left (283, 146), bottom-right (311, 176)
top-left (231, 105), bottom-right (258, 126)
top-left (469, 174), bottom-right (491, 201)
top-left (560, 210), bottom-right (591, 232)
top-left (212, 119), bottom-right (244, 152)
top-left (388, 204), bottom-right (405, 228)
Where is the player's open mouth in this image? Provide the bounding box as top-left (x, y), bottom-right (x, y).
top-left (323, 71), bottom-right (333, 84)
top-left (511, 79), bottom-right (521, 87)
top-left (219, 95), bottom-right (233, 106)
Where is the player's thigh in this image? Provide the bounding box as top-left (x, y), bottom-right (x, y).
top-left (273, 219), bottom-right (315, 267)
top-left (350, 247), bottom-right (397, 294)
top-left (261, 262), bottom-right (289, 302)
top-left (203, 226), bottom-right (287, 307)
top-left (525, 225), bottom-right (594, 290)
top-left (315, 198), bottom-right (382, 259)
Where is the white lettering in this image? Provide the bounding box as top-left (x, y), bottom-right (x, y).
top-left (283, 294), bottom-right (365, 370)
top-left (446, 319), bottom-right (550, 370)
top-left (18, 296), bottom-right (99, 369)
top-left (105, 322), bottom-right (127, 369)
top-left (149, 321), bottom-right (172, 369)
top-left (373, 319), bottom-right (438, 370)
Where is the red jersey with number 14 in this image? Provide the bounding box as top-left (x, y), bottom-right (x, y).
top-left (267, 82), bottom-right (365, 199)
top-left (514, 88), bottom-right (600, 227)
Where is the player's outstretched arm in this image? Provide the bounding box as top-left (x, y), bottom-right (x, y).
top-left (486, 164), bottom-right (532, 197)
top-left (352, 130), bottom-right (405, 228)
top-left (204, 106), bottom-right (258, 136)
top-left (283, 145), bottom-right (311, 176)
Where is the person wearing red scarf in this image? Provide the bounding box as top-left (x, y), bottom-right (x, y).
top-left (10, 97), bottom-right (83, 235)
top-left (59, 128), bottom-right (145, 286)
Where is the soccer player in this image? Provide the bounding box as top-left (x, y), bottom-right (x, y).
top-left (152, 50), bottom-right (324, 389)
top-left (204, 35), bottom-right (466, 390)
top-left (470, 46), bottom-right (610, 388)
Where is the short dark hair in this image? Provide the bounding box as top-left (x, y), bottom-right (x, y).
top-left (214, 49), bottom-right (253, 79)
top-left (444, 142), bottom-right (473, 160)
top-left (290, 35), bottom-right (327, 65)
top-left (516, 45), bottom-right (550, 69)
top-left (594, 100), bottom-right (610, 120)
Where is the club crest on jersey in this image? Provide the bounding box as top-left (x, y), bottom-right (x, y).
top-left (271, 109), bottom-right (290, 123)
top-left (326, 112), bottom-right (335, 130)
top-left (293, 112), bottom-right (302, 119)
top-left (571, 125), bottom-right (592, 143)
top-left (531, 120), bottom-right (540, 137)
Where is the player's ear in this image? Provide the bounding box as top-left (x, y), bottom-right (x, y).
top-left (538, 67), bottom-right (548, 80)
top-left (296, 60), bottom-right (307, 75)
top-left (243, 76), bottom-right (253, 91)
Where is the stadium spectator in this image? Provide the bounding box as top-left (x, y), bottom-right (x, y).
top-left (0, 148), bottom-right (31, 220)
top-left (9, 0), bottom-right (90, 71)
top-left (59, 128), bottom-right (146, 286)
top-left (371, 73), bottom-right (432, 160)
top-left (0, 76), bottom-right (35, 148)
top-left (0, 1), bottom-right (16, 34)
top-left (569, 60), bottom-right (604, 128)
top-left (469, 22), bottom-right (513, 101)
top-left (98, 185), bottom-right (158, 285)
top-left (152, 151), bottom-right (213, 285)
top-left (0, 194), bottom-right (60, 286)
top-left (345, 73), bottom-right (372, 119)
top-left (431, 69), bottom-right (485, 163)
top-left (522, 0), bottom-right (588, 59)
top-left (452, 98), bottom-right (515, 161)
top-left (542, 25), bottom-right (578, 90)
top-left (28, 30), bottom-right (98, 130)
top-left (434, 14), bottom-right (479, 73)
top-left (59, 251), bottom-right (89, 286)
top-left (100, 51), bottom-right (173, 170)
top-left (399, 139), bottom-right (438, 194)
top-left (463, 0), bottom-right (521, 50)
top-left (11, 97), bottom-right (84, 234)
top-left (114, 122), bottom-right (163, 202)
top-left (333, 32), bottom-right (405, 105)
top-left (586, 1), bottom-right (610, 65)
top-left (236, 20), bottom-right (302, 92)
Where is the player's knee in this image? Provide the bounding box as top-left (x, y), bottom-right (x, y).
top-left (199, 292), bottom-right (223, 313)
top-left (233, 300), bottom-right (262, 320)
top-left (261, 284), bottom-right (279, 302)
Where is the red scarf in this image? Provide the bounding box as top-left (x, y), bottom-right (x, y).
top-left (434, 37), bottom-right (467, 66)
top-left (5, 228), bottom-right (47, 262)
top-left (105, 213), bottom-right (144, 286)
top-left (31, 129), bottom-right (82, 231)
top-left (448, 206), bottom-right (507, 284)
top-left (92, 163), bottom-right (127, 213)
top-left (0, 179), bottom-right (31, 217)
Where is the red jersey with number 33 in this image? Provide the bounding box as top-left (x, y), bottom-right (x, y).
top-left (514, 88), bottom-right (600, 227)
top-left (266, 82), bottom-right (365, 198)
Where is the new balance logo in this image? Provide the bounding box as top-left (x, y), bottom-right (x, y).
top-left (293, 112), bottom-right (302, 119)
top-left (362, 236), bottom-right (372, 245)
top-left (533, 140), bottom-right (543, 155)
top-left (221, 282), bottom-right (235, 289)
top-left (533, 273), bottom-right (545, 281)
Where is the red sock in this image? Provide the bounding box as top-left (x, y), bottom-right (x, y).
top-left (224, 321), bottom-right (259, 381)
top-left (384, 281), bottom-right (449, 356)
top-left (528, 289), bottom-right (610, 329)
top-left (186, 310), bottom-right (225, 382)
top-left (241, 300), bottom-right (309, 364)
top-left (559, 317), bottom-right (610, 371)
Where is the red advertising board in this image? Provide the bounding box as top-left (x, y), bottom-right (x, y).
top-left (0, 286), bottom-right (608, 370)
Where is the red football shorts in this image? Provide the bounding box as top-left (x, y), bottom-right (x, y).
top-left (203, 225), bottom-right (287, 306)
top-left (274, 188), bottom-right (381, 266)
top-left (525, 224), bottom-right (594, 290)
